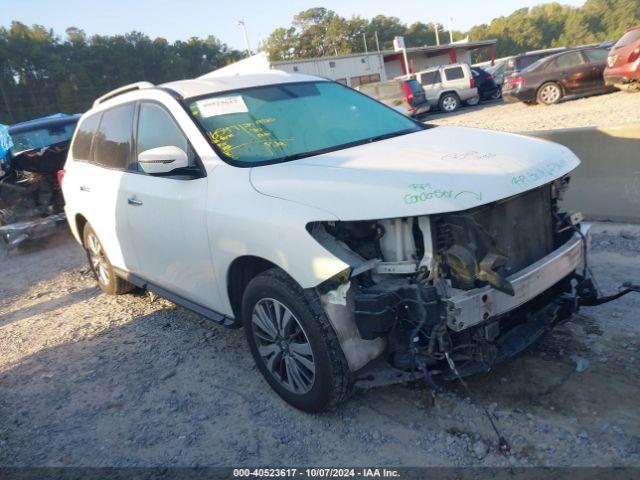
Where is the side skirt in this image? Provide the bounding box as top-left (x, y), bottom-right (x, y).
top-left (114, 267), bottom-right (236, 328)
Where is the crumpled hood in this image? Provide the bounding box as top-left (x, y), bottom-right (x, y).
top-left (250, 126), bottom-right (580, 221)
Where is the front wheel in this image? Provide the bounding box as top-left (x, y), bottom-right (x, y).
top-left (242, 268), bottom-right (352, 412)
top-left (537, 82), bottom-right (562, 105)
top-left (439, 93), bottom-right (460, 112)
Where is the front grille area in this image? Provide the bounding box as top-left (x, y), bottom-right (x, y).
top-left (470, 185), bottom-right (554, 274)
top-left (434, 185), bottom-right (555, 289)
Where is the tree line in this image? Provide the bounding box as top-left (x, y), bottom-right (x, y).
top-left (0, 23), bottom-right (241, 123)
top-left (2, 0), bottom-right (639, 124)
top-left (265, 0), bottom-right (640, 60)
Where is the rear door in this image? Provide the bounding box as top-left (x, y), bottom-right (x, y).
top-left (554, 51), bottom-right (589, 94)
top-left (122, 100), bottom-right (220, 308)
top-left (419, 69), bottom-right (442, 105)
top-left (69, 104), bottom-right (139, 271)
top-left (583, 48), bottom-right (609, 89)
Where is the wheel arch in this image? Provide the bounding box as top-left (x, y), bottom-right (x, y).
top-left (226, 255), bottom-right (279, 323)
top-left (74, 213), bottom-right (88, 244)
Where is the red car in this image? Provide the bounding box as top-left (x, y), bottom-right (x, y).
top-left (604, 25), bottom-right (640, 90)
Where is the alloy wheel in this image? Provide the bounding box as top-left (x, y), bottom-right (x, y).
top-left (251, 298), bottom-right (315, 394)
top-left (86, 232), bottom-right (110, 285)
top-left (540, 84), bottom-right (561, 104)
top-left (442, 96), bottom-right (458, 112)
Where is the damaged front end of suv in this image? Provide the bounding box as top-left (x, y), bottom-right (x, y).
top-left (308, 177), bottom-right (597, 381)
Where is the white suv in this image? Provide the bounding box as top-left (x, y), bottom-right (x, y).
top-left (61, 71), bottom-right (589, 412)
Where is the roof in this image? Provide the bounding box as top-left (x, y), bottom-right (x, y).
top-left (9, 114), bottom-right (81, 133)
top-left (271, 40), bottom-right (498, 66)
top-left (160, 71), bottom-right (326, 99)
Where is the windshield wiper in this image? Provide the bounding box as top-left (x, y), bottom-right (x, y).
top-left (365, 129), bottom-right (417, 144)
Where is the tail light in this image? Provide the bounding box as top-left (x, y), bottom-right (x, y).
top-left (629, 48), bottom-right (640, 63)
top-left (401, 82), bottom-right (414, 102)
top-left (487, 75), bottom-right (493, 82)
top-left (57, 169), bottom-right (66, 186)
top-left (470, 77), bottom-right (476, 89)
top-left (512, 76), bottom-right (525, 88)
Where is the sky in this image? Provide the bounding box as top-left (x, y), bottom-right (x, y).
top-left (1, 0), bottom-right (586, 50)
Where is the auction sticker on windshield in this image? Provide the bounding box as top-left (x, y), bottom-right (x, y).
top-left (196, 96), bottom-right (248, 118)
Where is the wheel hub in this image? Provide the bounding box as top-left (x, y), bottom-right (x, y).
top-left (251, 298), bottom-right (315, 394)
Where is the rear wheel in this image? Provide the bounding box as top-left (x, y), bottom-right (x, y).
top-left (537, 82), bottom-right (562, 105)
top-left (242, 268), bottom-right (351, 412)
top-left (439, 93), bottom-right (460, 112)
top-left (465, 96), bottom-right (480, 106)
top-left (83, 223), bottom-right (134, 295)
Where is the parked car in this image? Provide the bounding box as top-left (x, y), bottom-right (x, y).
top-left (415, 63), bottom-right (479, 112)
top-left (604, 25), bottom-right (640, 90)
top-left (503, 47), bottom-right (567, 79)
top-left (502, 44), bottom-right (614, 105)
top-left (484, 62), bottom-right (505, 88)
top-left (356, 78), bottom-right (430, 117)
top-left (471, 67), bottom-right (502, 101)
top-left (62, 73), bottom-right (596, 412)
top-left (0, 113), bottom-right (80, 250)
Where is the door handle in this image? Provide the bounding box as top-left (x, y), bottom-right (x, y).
top-left (127, 197), bottom-right (143, 206)
top-left (79, 185), bottom-right (91, 192)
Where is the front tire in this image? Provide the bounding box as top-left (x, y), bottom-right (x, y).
top-left (242, 268), bottom-right (352, 412)
top-left (537, 82), bottom-right (562, 105)
top-left (83, 223), bottom-right (134, 295)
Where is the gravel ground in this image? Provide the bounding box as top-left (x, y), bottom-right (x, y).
top-left (1, 224), bottom-right (639, 467)
top-left (426, 90), bottom-right (640, 132)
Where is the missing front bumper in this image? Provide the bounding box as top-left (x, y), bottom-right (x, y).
top-left (445, 224), bottom-right (590, 332)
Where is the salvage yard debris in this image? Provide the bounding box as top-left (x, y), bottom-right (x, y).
top-left (0, 114), bottom-right (79, 251)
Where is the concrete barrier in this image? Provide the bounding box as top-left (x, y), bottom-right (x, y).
top-left (525, 125), bottom-right (640, 223)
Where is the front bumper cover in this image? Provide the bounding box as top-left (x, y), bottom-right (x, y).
top-left (446, 224), bottom-right (590, 332)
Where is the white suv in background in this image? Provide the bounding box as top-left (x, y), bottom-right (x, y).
top-left (415, 63), bottom-right (480, 112)
top-left (61, 71), bottom-right (590, 412)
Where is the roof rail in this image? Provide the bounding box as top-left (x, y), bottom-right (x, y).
top-left (93, 81), bottom-right (154, 108)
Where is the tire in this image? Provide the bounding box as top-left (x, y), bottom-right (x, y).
top-left (465, 96), bottom-right (480, 106)
top-left (439, 93), bottom-right (460, 112)
top-left (490, 89), bottom-right (502, 100)
top-left (242, 268), bottom-right (352, 412)
top-left (537, 82), bottom-right (562, 105)
top-left (82, 223), bottom-right (134, 295)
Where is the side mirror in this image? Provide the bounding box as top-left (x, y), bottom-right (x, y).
top-left (138, 146), bottom-right (188, 175)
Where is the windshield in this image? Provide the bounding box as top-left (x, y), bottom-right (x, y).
top-left (614, 29), bottom-right (640, 48)
top-left (521, 57), bottom-right (548, 73)
top-left (10, 121), bottom-right (78, 154)
top-left (188, 81), bottom-right (423, 165)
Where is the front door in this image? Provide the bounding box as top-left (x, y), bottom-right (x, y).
top-left (554, 51), bottom-right (590, 94)
top-left (123, 101), bottom-right (221, 309)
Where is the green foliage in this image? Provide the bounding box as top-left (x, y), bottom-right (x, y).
top-left (265, 1), bottom-right (640, 62)
top-left (0, 22), bottom-right (241, 123)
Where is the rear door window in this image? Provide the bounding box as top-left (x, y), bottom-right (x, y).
top-left (420, 70), bottom-right (441, 85)
top-left (555, 52), bottom-right (584, 69)
top-left (92, 104), bottom-right (135, 170)
top-left (444, 67), bottom-right (465, 81)
top-left (584, 48), bottom-right (608, 63)
top-left (72, 113), bottom-right (100, 161)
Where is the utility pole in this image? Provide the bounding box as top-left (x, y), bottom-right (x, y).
top-left (434, 23), bottom-right (440, 46)
top-left (363, 33), bottom-right (368, 54)
top-left (448, 17), bottom-right (454, 44)
top-left (374, 31), bottom-right (381, 52)
top-left (238, 20), bottom-right (252, 57)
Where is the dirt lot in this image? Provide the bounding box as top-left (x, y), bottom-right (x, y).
top-left (427, 90), bottom-right (640, 132)
top-left (1, 224), bottom-right (639, 467)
